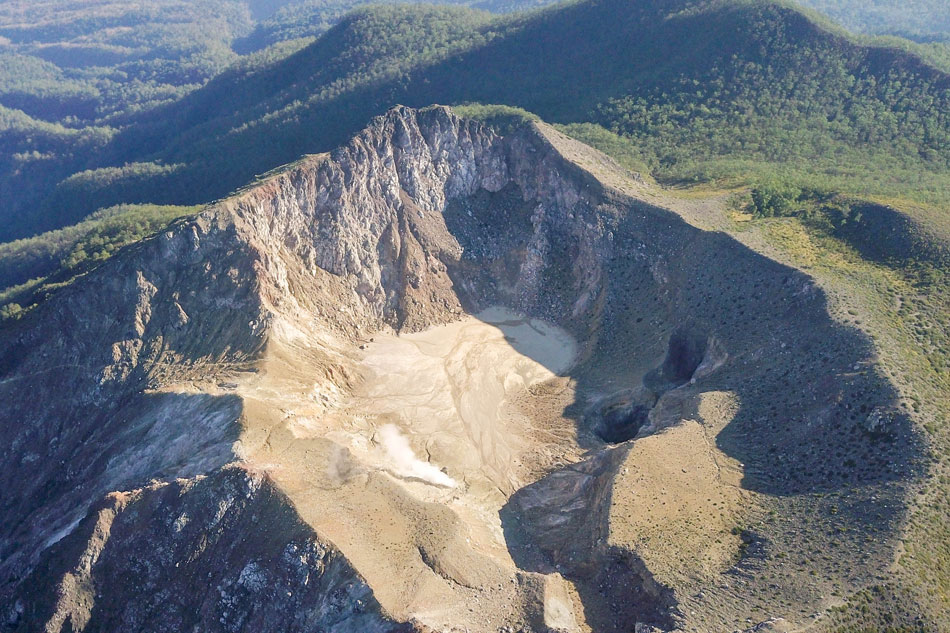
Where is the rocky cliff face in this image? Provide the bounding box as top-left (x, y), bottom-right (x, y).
top-left (0, 106), bottom-right (926, 633)
top-left (213, 105), bottom-right (612, 335)
top-left (16, 467), bottom-right (405, 633)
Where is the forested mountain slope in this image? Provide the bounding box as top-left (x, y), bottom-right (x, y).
top-left (0, 0), bottom-right (561, 244)
top-left (233, 0), bottom-right (557, 53)
top-left (0, 0), bottom-right (555, 122)
top-left (796, 0), bottom-right (950, 41)
top-left (0, 0), bottom-right (288, 121)
top-left (0, 0), bottom-right (294, 252)
top-left (9, 0), bottom-right (948, 237)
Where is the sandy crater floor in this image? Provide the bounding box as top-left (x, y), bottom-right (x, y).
top-left (237, 307), bottom-right (587, 630)
top-left (356, 306), bottom-right (579, 494)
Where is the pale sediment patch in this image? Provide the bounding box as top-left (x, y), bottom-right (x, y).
top-left (356, 306), bottom-right (578, 494)
top-left (239, 307), bottom-right (583, 631)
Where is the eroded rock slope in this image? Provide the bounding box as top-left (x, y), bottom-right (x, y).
top-left (0, 106), bottom-right (926, 633)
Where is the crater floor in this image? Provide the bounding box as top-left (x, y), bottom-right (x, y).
top-left (236, 307), bottom-right (589, 630)
top-left (357, 306), bottom-right (579, 493)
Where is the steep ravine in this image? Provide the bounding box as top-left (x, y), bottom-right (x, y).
top-left (0, 106), bottom-right (926, 633)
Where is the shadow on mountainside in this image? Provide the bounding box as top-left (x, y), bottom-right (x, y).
top-left (440, 173), bottom-right (926, 629)
top-left (0, 389), bottom-right (244, 619)
top-left (12, 465), bottom-right (409, 633)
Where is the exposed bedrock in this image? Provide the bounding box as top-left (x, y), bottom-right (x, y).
top-left (13, 467), bottom-right (406, 633)
top-left (0, 106), bottom-right (928, 632)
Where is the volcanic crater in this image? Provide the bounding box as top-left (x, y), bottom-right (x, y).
top-left (0, 106), bottom-right (924, 633)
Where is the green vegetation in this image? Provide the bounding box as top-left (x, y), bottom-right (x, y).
top-left (233, 0), bottom-right (555, 53)
top-left (235, 0), bottom-right (413, 52)
top-left (796, 0), bottom-right (950, 42)
top-left (0, 203), bottom-right (199, 319)
top-left (733, 180), bottom-right (949, 375)
top-left (0, 1), bottom-right (258, 122)
top-left (715, 160), bottom-right (949, 630)
top-left (748, 179), bottom-right (806, 218)
top-left (0, 0), bottom-right (562, 240)
top-left (0, 0), bottom-right (247, 240)
top-left (723, 196), bottom-right (950, 630)
top-left (6, 0), bottom-right (948, 244)
top-left (3, 0), bottom-right (948, 239)
top-left (551, 122), bottom-right (652, 174)
top-left (452, 103), bottom-right (539, 134)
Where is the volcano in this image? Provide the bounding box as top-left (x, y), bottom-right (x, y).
top-left (0, 106), bottom-right (921, 633)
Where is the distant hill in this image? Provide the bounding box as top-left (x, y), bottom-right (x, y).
top-left (0, 0), bottom-right (556, 119)
top-left (796, 0), bottom-right (950, 41)
top-left (0, 1), bottom-right (267, 121)
top-left (0, 0), bottom-right (279, 247)
top-left (0, 0), bottom-right (565, 242)
top-left (233, 0), bottom-right (558, 53)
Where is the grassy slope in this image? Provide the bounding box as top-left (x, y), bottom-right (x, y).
top-left (718, 203), bottom-right (950, 632)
